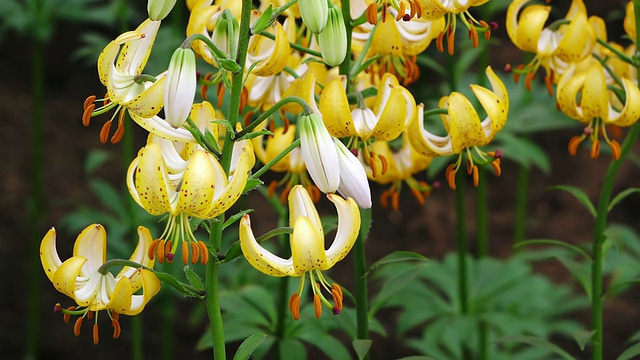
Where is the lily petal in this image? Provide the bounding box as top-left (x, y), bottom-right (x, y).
top-left (73, 224), bottom-right (107, 276)
top-left (239, 214), bottom-right (293, 277)
top-left (290, 216), bottom-right (327, 275)
top-left (176, 150), bottom-right (219, 216)
top-left (116, 226), bottom-right (155, 282)
top-left (53, 256), bottom-right (87, 299)
top-left (108, 276), bottom-right (134, 314)
top-left (40, 228), bottom-right (63, 282)
top-left (319, 75), bottom-right (356, 138)
top-left (325, 193), bottom-right (360, 268)
top-left (125, 269), bottom-right (162, 315)
top-left (289, 185), bottom-right (324, 237)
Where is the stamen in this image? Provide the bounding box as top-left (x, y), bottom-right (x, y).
top-left (466, 158), bottom-right (473, 175)
top-left (472, 165), bottom-right (479, 187)
top-left (445, 163), bottom-right (457, 190)
top-left (157, 240), bottom-right (166, 263)
top-left (87, 311), bottom-right (94, 320)
top-left (165, 240), bottom-right (174, 263)
top-left (182, 241), bottom-right (189, 265)
top-left (73, 317), bottom-right (83, 337)
top-left (369, 151), bottom-right (378, 178)
top-left (289, 293), bottom-right (301, 320)
top-left (148, 239), bottom-right (160, 260)
top-left (267, 180), bottom-right (278, 198)
top-left (280, 184), bottom-right (291, 204)
top-left (436, 32), bottom-right (445, 53)
top-left (545, 70), bottom-right (555, 96)
top-left (63, 306), bottom-right (74, 323)
top-left (513, 64), bottom-right (525, 84)
top-left (590, 139), bottom-right (600, 159)
top-left (83, 95), bottom-right (97, 109)
top-left (54, 303), bottom-right (63, 313)
top-left (379, 154), bottom-right (389, 175)
top-left (313, 294), bottom-right (322, 319)
top-left (243, 110), bottom-right (254, 127)
top-left (366, 3), bottom-right (378, 25)
top-left (93, 323), bottom-right (100, 345)
top-left (469, 27), bottom-right (479, 48)
top-left (391, 191), bottom-right (400, 211)
top-left (111, 110), bottom-right (126, 144)
top-left (112, 313), bottom-right (121, 339)
top-left (395, 3), bottom-right (405, 21)
top-left (82, 104), bottom-right (95, 127)
top-left (216, 83), bottom-right (225, 109)
top-left (568, 136), bottom-right (582, 156)
top-left (381, 3), bottom-right (387, 23)
top-left (524, 71), bottom-right (535, 91)
top-left (283, 116), bottom-right (290, 134)
top-left (239, 86), bottom-right (248, 114)
top-left (411, 187), bottom-right (425, 205)
top-left (610, 140), bottom-right (621, 160)
top-left (198, 241), bottom-right (209, 264)
top-left (331, 284), bottom-right (343, 311)
top-left (99, 121), bottom-right (112, 144)
top-left (190, 242), bottom-right (199, 264)
top-left (447, 28), bottom-right (454, 55)
top-left (491, 161), bottom-right (502, 177)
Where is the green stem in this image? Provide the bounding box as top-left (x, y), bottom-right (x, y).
top-left (513, 163), bottom-right (530, 248)
top-left (475, 167), bottom-right (488, 258)
top-left (354, 208), bottom-right (371, 353)
top-left (251, 139), bottom-right (301, 180)
top-left (455, 171), bottom-right (470, 360)
top-left (258, 31), bottom-right (323, 58)
top-left (205, 254), bottom-right (226, 360)
top-left (339, 0), bottom-right (353, 91)
top-left (27, 35), bottom-right (44, 360)
top-left (160, 298), bottom-right (175, 360)
top-left (131, 316), bottom-right (143, 360)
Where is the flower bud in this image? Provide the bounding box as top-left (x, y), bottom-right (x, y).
top-left (212, 9), bottom-right (239, 62)
top-left (164, 47), bottom-right (197, 128)
top-left (318, 5), bottom-right (347, 67)
top-left (299, 113), bottom-right (340, 194)
top-left (299, 0), bottom-right (328, 34)
top-left (334, 139), bottom-right (372, 209)
top-left (147, 0), bottom-right (177, 21)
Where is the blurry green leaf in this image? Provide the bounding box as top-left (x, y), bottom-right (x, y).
top-left (573, 329), bottom-right (596, 350)
top-left (617, 341), bottom-right (640, 360)
top-left (497, 335), bottom-right (576, 360)
top-left (184, 266), bottom-right (204, 291)
top-left (89, 179), bottom-right (127, 218)
top-left (369, 261), bottom-right (428, 316)
top-left (515, 239), bottom-right (592, 262)
top-left (352, 339), bottom-right (372, 360)
top-left (224, 241), bottom-right (242, 263)
top-left (298, 327), bottom-right (352, 360)
top-left (608, 188), bottom-right (640, 212)
top-left (548, 185), bottom-right (596, 217)
top-left (233, 332), bottom-right (267, 360)
top-left (492, 133), bottom-right (550, 174)
top-left (554, 255), bottom-right (591, 298)
top-left (278, 338), bottom-right (306, 360)
top-left (396, 357), bottom-right (436, 360)
top-left (84, 150), bottom-right (111, 175)
top-left (366, 251), bottom-right (428, 276)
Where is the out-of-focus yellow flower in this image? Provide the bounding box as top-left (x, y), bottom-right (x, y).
top-left (240, 185), bottom-right (360, 319)
top-left (506, 0), bottom-right (596, 94)
top-left (246, 15), bottom-right (292, 76)
top-left (360, 137), bottom-right (434, 211)
top-left (557, 62), bottom-right (640, 159)
top-left (41, 224), bottom-right (160, 344)
top-left (407, 67), bottom-right (508, 189)
top-left (83, 19), bottom-right (166, 144)
top-left (625, 1), bottom-right (636, 40)
top-left (127, 135), bottom-right (255, 263)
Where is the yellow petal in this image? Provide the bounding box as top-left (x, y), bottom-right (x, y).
top-left (406, 103), bottom-right (454, 157)
top-left (281, 72), bottom-right (320, 115)
top-left (52, 256), bottom-right (87, 299)
top-left (290, 216), bottom-right (327, 275)
top-left (445, 93), bottom-right (485, 152)
top-left (325, 193), bottom-right (360, 268)
top-left (372, 73), bottom-right (416, 141)
top-left (624, 0), bottom-right (636, 40)
top-left (555, 13), bottom-right (594, 63)
top-left (288, 185), bottom-right (323, 237)
top-left (40, 228), bottom-right (63, 283)
top-left (470, 67), bottom-right (509, 143)
top-left (248, 21), bottom-right (291, 77)
top-left (124, 269), bottom-right (161, 315)
top-left (203, 142), bottom-right (255, 218)
top-left (368, 15), bottom-right (403, 57)
top-left (264, 125), bottom-right (297, 172)
top-left (506, 0), bottom-right (550, 53)
top-left (108, 276), bottom-right (133, 314)
top-left (186, 4), bottom-right (222, 65)
top-left (419, 0), bottom-right (447, 21)
top-left (73, 224), bottom-right (107, 276)
top-left (116, 226), bottom-right (155, 285)
top-left (97, 41), bottom-right (118, 86)
top-left (556, 64), bottom-right (586, 121)
top-left (176, 151), bottom-right (219, 216)
top-left (319, 75), bottom-right (356, 138)
top-left (115, 19), bottom-right (161, 76)
top-left (609, 78), bottom-right (640, 127)
top-left (580, 62), bottom-right (608, 121)
top-left (239, 214), bottom-right (293, 277)
top-left (130, 143), bottom-right (173, 216)
top-left (123, 73), bottom-right (167, 118)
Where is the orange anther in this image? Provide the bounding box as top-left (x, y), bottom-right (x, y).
top-left (469, 28), bottom-right (479, 48)
top-left (99, 121), bottom-right (112, 144)
top-left (283, 116), bottom-right (290, 134)
top-left (380, 189), bottom-right (390, 208)
top-left (191, 242), bottom-right (200, 264)
top-left (379, 154), bottom-right (389, 176)
top-left (436, 32), bottom-right (445, 53)
top-left (243, 110), bottom-right (254, 127)
top-left (590, 140), bottom-right (601, 159)
top-left (366, 3), bottom-right (378, 25)
top-left (82, 104), bottom-right (95, 127)
top-left (148, 239), bottom-right (161, 260)
top-left (466, 158), bottom-right (473, 175)
top-left (382, 3), bottom-right (387, 23)
top-left (83, 95), bottom-right (97, 109)
top-left (112, 314), bottom-right (121, 339)
top-left (198, 241), bottom-right (209, 264)
top-left (610, 140), bottom-right (621, 160)
top-left (472, 165), bottom-right (479, 187)
top-left (491, 160), bottom-right (502, 177)
top-left (165, 240), bottom-right (173, 263)
top-left (111, 110), bottom-right (126, 144)
top-left (92, 323), bottom-right (100, 345)
top-left (411, 187), bottom-right (425, 205)
top-left (157, 240), bottom-right (166, 263)
top-left (524, 71), bottom-right (535, 91)
top-left (73, 317), bottom-right (83, 337)
top-left (447, 29), bottom-right (455, 55)
top-left (396, 2), bottom-right (405, 21)
top-left (87, 311), bottom-right (94, 320)
top-left (182, 241), bottom-right (189, 265)
top-left (239, 86), bottom-right (248, 114)
top-left (313, 294), bottom-right (322, 319)
top-left (391, 191), bottom-right (400, 211)
top-left (267, 180), bottom-right (278, 198)
top-left (289, 293), bottom-right (301, 320)
top-left (216, 83), bottom-right (225, 109)
top-left (445, 163), bottom-right (457, 190)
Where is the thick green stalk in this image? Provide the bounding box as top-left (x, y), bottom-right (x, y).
top-left (204, 1), bottom-right (253, 358)
top-left (354, 208), bottom-right (371, 345)
top-left (27, 35), bottom-right (44, 360)
top-left (339, 0), bottom-right (353, 89)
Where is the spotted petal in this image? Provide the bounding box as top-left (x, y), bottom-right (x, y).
top-left (325, 193), bottom-right (360, 268)
top-left (40, 228), bottom-right (63, 282)
top-left (73, 224), bottom-right (107, 276)
top-left (240, 215), bottom-right (293, 277)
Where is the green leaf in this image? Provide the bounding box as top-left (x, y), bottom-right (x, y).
top-left (84, 150), bottom-right (111, 175)
top-left (617, 341), bottom-right (640, 360)
top-left (573, 329), bottom-right (596, 350)
top-left (89, 179), bottom-right (127, 218)
top-left (223, 209), bottom-right (254, 230)
top-left (232, 333), bottom-right (268, 360)
top-left (352, 339), bottom-right (372, 360)
top-left (548, 185), bottom-right (596, 217)
top-left (244, 178), bottom-right (263, 193)
top-left (184, 266), bottom-right (204, 291)
top-left (496, 335), bottom-right (576, 360)
top-left (224, 241), bottom-right (242, 263)
top-left (369, 261), bottom-right (428, 316)
top-left (514, 239), bottom-right (592, 263)
top-left (609, 188), bottom-right (640, 212)
top-left (366, 251), bottom-right (428, 276)
top-left (395, 357), bottom-right (437, 360)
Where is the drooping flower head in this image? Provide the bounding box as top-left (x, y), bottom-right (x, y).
top-left (240, 185), bottom-right (360, 319)
top-left (41, 224), bottom-right (160, 344)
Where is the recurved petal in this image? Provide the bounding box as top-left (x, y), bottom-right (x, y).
top-left (580, 62), bottom-right (609, 121)
top-left (248, 21), bottom-right (291, 77)
top-left (53, 256), bottom-right (87, 299)
top-left (130, 112), bottom-right (197, 142)
top-left (97, 41), bottom-right (118, 86)
top-left (116, 226), bottom-right (155, 283)
top-left (115, 19), bottom-right (161, 75)
top-left (334, 139), bottom-right (372, 209)
top-left (41, 228), bottom-right (63, 283)
top-left (131, 143), bottom-right (173, 216)
top-left (555, 64), bottom-right (585, 120)
top-left (175, 151), bottom-right (218, 216)
top-left (73, 224), bottom-right (107, 276)
top-left (240, 215), bottom-right (293, 277)
top-left (124, 73), bottom-right (167, 118)
top-left (124, 269), bottom-right (161, 315)
top-left (288, 185), bottom-right (323, 236)
top-left (609, 78), bottom-right (640, 127)
top-left (471, 67), bottom-right (509, 142)
top-left (325, 193), bottom-right (360, 268)
top-left (406, 103), bottom-right (454, 157)
top-left (290, 216), bottom-right (327, 274)
top-left (107, 276), bottom-right (133, 314)
top-left (506, 0), bottom-right (550, 53)
top-left (372, 74), bottom-right (416, 141)
top-left (319, 76), bottom-right (356, 138)
top-left (446, 93), bottom-right (486, 150)
top-left (556, 13), bottom-right (594, 63)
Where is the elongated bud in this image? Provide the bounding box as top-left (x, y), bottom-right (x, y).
top-left (164, 47), bottom-right (197, 128)
top-left (318, 5), bottom-right (347, 67)
top-left (299, 0), bottom-right (328, 34)
top-left (147, 0), bottom-right (176, 20)
top-left (212, 10), bottom-right (239, 62)
top-left (334, 139), bottom-right (371, 208)
top-left (299, 113), bottom-right (340, 194)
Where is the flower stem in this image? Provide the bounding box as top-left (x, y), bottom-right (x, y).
top-left (455, 171), bottom-right (470, 359)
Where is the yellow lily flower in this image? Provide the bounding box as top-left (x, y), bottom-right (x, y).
top-left (82, 19), bottom-right (166, 144)
top-left (625, 0), bottom-right (636, 40)
top-left (407, 66), bottom-right (508, 189)
top-left (246, 15), bottom-right (292, 77)
top-left (506, 0), bottom-right (596, 93)
top-left (359, 137), bottom-right (434, 210)
top-left (126, 136), bottom-right (256, 263)
top-left (41, 224), bottom-right (160, 344)
top-left (240, 185), bottom-right (360, 319)
top-left (557, 62), bottom-right (640, 159)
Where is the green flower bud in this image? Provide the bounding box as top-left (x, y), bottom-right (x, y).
top-left (147, 0), bottom-right (176, 21)
top-left (212, 9), bottom-right (239, 62)
top-left (318, 5), bottom-right (347, 67)
top-left (164, 48), bottom-right (197, 128)
top-left (299, 0), bottom-right (328, 34)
